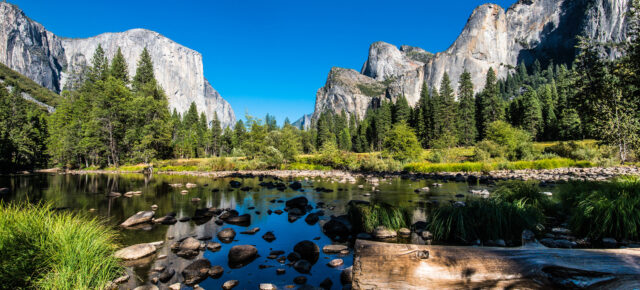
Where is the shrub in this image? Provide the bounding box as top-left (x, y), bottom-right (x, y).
top-left (357, 155), bottom-right (402, 172)
top-left (0, 203), bottom-right (122, 289)
top-left (473, 140), bottom-right (502, 161)
top-left (482, 121), bottom-right (533, 161)
top-left (382, 123), bottom-right (422, 162)
top-left (427, 198), bottom-right (542, 244)
top-left (348, 202), bottom-right (412, 233)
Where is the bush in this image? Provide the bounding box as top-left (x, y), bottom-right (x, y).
top-left (482, 121), bottom-right (533, 161)
top-left (382, 123), bottom-right (422, 162)
top-left (348, 202), bottom-right (412, 233)
top-left (0, 203), bottom-right (122, 289)
top-left (473, 140), bottom-right (502, 161)
top-left (427, 198), bottom-right (543, 244)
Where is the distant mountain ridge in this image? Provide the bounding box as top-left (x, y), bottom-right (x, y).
top-left (0, 2), bottom-right (236, 127)
top-left (312, 0), bottom-right (631, 121)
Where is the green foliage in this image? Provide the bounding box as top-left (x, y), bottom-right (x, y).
top-left (427, 198), bottom-right (542, 244)
top-left (457, 71), bottom-right (477, 146)
top-left (356, 83), bottom-right (386, 97)
top-left (50, 47), bottom-right (174, 167)
top-left (482, 121), bottom-right (533, 161)
top-left (0, 83), bottom-right (49, 171)
top-left (348, 202), bottom-right (412, 233)
top-left (492, 180), bottom-right (551, 213)
top-left (404, 158), bottom-right (593, 173)
top-left (0, 62), bottom-right (60, 107)
top-left (0, 203), bottom-right (122, 289)
top-left (382, 123), bottom-right (422, 161)
top-left (558, 176), bottom-right (640, 240)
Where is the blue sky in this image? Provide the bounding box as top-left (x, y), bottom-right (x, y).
top-left (12, 0), bottom-right (516, 124)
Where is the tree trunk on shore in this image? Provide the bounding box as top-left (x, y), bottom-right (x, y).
top-left (352, 239), bottom-right (640, 289)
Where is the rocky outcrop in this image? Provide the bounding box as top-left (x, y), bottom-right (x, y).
top-left (0, 2), bottom-right (235, 127)
top-left (292, 113), bottom-right (312, 130)
top-left (313, 0), bottom-right (631, 120)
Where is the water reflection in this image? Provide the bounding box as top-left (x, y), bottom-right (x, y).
top-left (0, 173), bottom-right (495, 288)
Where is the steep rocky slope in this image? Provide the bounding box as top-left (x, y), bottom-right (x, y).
top-left (0, 2), bottom-right (235, 127)
top-left (313, 0), bottom-right (631, 121)
top-left (292, 113), bottom-right (312, 130)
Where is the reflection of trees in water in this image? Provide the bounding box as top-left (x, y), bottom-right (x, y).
top-left (3, 173), bottom-right (484, 287)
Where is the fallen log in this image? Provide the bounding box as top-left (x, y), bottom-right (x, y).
top-left (352, 239), bottom-right (640, 289)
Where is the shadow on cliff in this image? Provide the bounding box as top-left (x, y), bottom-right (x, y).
top-left (516, 0), bottom-right (591, 68)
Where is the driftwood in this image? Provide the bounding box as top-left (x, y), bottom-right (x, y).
top-left (352, 239), bottom-right (640, 289)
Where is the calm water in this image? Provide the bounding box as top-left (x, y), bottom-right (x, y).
top-left (1, 173), bottom-right (492, 289)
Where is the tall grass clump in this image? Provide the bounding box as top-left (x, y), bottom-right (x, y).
top-left (348, 201), bottom-right (412, 233)
top-left (492, 180), bottom-right (551, 213)
top-left (558, 176), bottom-right (640, 240)
top-left (427, 199), bottom-right (543, 245)
top-left (0, 203), bottom-right (122, 289)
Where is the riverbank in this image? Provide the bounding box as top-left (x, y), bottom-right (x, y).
top-left (52, 165), bottom-right (640, 184)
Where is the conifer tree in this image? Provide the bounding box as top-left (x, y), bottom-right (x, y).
top-left (393, 95), bottom-right (410, 124)
top-left (110, 47), bottom-right (129, 83)
top-left (88, 45), bottom-right (109, 83)
top-left (133, 48), bottom-right (155, 91)
top-left (456, 71), bottom-right (477, 145)
top-left (480, 68), bottom-right (504, 137)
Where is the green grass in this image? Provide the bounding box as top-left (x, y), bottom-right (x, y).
top-left (104, 164), bottom-right (147, 172)
top-left (404, 158), bottom-right (594, 173)
top-left (558, 176), bottom-right (640, 240)
top-left (0, 203), bottom-right (122, 289)
top-left (427, 198), bottom-right (543, 244)
top-left (348, 202), bottom-right (412, 233)
top-left (0, 62), bottom-right (61, 107)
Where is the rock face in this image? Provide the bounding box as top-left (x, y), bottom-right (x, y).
top-left (292, 114), bottom-right (312, 130)
top-left (0, 2), bottom-right (235, 127)
top-left (312, 0), bottom-right (630, 121)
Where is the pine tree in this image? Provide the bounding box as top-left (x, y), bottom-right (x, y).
top-left (393, 95), bottom-right (410, 124)
top-left (110, 47), bottom-right (129, 83)
top-left (519, 86), bottom-right (543, 139)
top-left (210, 113), bottom-right (222, 156)
top-left (540, 83), bottom-right (558, 140)
top-left (480, 68), bottom-right (504, 137)
top-left (88, 45), bottom-right (109, 83)
top-left (436, 73), bottom-right (456, 135)
top-left (133, 48), bottom-right (155, 91)
top-left (456, 71), bottom-right (477, 145)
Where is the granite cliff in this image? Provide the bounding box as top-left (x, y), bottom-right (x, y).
top-left (0, 2), bottom-right (235, 127)
top-left (312, 0), bottom-right (631, 121)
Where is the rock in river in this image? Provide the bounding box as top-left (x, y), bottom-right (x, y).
top-left (293, 240), bottom-right (319, 263)
top-left (120, 211), bottom-right (155, 227)
top-left (209, 265), bottom-right (224, 278)
top-left (182, 259), bottom-right (211, 285)
top-left (286, 196), bottom-right (309, 209)
top-left (222, 280), bottom-right (239, 289)
top-left (293, 259), bottom-right (312, 273)
top-left (322, 244), bottom-right (348, 254)
top-left (217, 228), bottom-right (236, 242)
top-left (114, 243), bottom-right (157, 260)
top-left (328, 258), bottom-right (344, 267)
top-left (373, 226), bottom-right (397, 239)
top-left (262, 231), bottom-right (276, 242)
top-left (228, 245), bottom-right (258, 268)
top-left (225, 213), bottom-right (251, 226)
